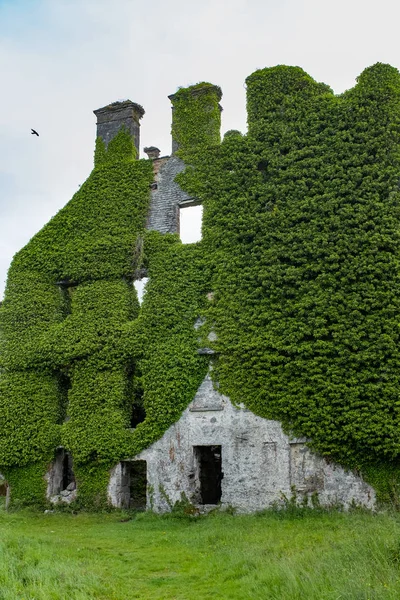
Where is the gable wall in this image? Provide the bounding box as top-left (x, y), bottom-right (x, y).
top-left (108, 373), bottom-right (376, 512)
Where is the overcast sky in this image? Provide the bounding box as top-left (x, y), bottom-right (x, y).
top-left (1, 0), bottom-right (400, 299)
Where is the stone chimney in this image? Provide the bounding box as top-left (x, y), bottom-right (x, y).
top-left (93, 100), bottom-right (145, 157)
top-left (168, 84), bottom-right (222, 154)
top-left (144, 146), bottom-right (161, 160)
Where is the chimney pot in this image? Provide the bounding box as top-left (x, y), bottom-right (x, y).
top-left (144, 146), bottom-right (161, 159)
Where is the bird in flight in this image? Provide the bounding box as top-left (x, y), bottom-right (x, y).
top-left (31, 129), bottom-right (39, 136)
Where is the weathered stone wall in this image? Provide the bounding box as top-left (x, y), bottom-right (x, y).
top-left (46, 449), bottom-right (77, 505)
top-left (146, 155), bottom-right (194, 235)
top-left (93, 100), bottom-right (144, 155)
top-left (108, 462), bottom-right (131, 509)
top-left (108, 373), bottom-right (375, 512)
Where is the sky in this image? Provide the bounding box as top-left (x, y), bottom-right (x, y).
top-left (1, 0), bottom-right (400, 299)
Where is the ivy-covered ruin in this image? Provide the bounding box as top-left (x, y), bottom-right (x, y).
top-left (1, 63), bottom-right (400, 508)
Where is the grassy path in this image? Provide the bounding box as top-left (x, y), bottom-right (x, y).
top-left (0, 507), bottom-right (400, 599)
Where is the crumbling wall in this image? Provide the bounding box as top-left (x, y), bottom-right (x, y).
top-left (3, 66), bottom-right (400, 509)
top-left (109, 373), bottom-right (375, 512)
top-left (45, 449), bottom-right (77, 504)
top-left (146, 155), bottom-right (192, 234)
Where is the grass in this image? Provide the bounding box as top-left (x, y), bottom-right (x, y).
top-left (0, 502), bottom-right (400, 599)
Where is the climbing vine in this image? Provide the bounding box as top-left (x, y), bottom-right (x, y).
top-left (2, 64), bottom-right (400, 507)
top-left (180, 64), bottom-right (400, 502)
top-left (0, 109), bottom-right (212, 506)
top-left (0, 129), bottom-right (153, 505)
top-left (170, 82), bottom-right (222, 156)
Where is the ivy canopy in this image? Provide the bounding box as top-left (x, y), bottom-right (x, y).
top-left (0, 130), bottom-right (208, 506)
top-left (2, 63), bottom-right (400, 506)
top-left (180, 64), bottom-right (400, 488)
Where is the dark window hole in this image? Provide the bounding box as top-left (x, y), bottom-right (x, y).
top-left (194, 445), bottom-right (223, 504)
top-left (57, 372), bottom-right (71, 424)
top-left (121, 460), bottom-right (147, 510)
top-left (128, 364), bottom-right (146, 428)
top-left (62, 452), bottom-right (75, 491)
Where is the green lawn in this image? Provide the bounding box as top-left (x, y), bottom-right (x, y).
top-left (1, 503), bottom-right (400, 599)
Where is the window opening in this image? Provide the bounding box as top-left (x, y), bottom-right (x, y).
top-left (179, 204), bottom-right (203, 243)
top-left (130, 402), bottom-right (146, 428)
top-left (194, 445), bottom-right (222, 504)
top-left (121, 460), bottom-right (147, 510)
top-left (134, 277), bottom-right (149, 305)
top-left (56, 280), bottom-right (77, 318)
top-left (128, 364), bottom-right (146, 428)
top-left (57, 371), bottom-right (71, 424)
top-left (62, 452), bottom-right (75, 491)
top-left (49, 449), bottom-right (76, 496)
top-left (0, 478), bottom-right (10, 510)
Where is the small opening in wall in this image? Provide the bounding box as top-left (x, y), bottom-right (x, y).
top-left (57, 371), bottom-right (71, 424)
top-left (62, 452), bottom-right (75, 491)
top-left (128, 364), bottom-right (146, 428)
top-left (179, 204), bottom-right (203, 243)
top-left (49, 449), bottom-right (76, 496)
top-left (56, 281), bottom-right (77, 318)
top-left (134, 277), bottom-right (149, 305)
top-left (194, 445), bottom-right (222, 504)
top-left (0, 476), bottom-right (10, 509)
top-left (130, 402), bottom-right (146, 428)
top-left (121, 460), bottom-right (147, 510)
top-left (129, 392), bottom-right (146, 429)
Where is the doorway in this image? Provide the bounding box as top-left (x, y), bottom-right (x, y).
top-left (121, 460), bottom-right (147, 510)
top-left (194, 445), bottom-right (222, 504)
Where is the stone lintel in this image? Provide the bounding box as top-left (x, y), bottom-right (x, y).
top-left (189, 407), bottom-right (224, 412)
top-left (178, 197), bottom-right (202, 209)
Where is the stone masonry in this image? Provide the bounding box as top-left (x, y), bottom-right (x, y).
top-left (93, 100), bottom-right (144, 156)
top-left (146, 155), bottom-right (197, 235)
top-left (51, 85), bottom-right (377, 512)
top-left (108, 372), bottom-right (376, 512)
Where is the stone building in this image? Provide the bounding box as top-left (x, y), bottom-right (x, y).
top-left (2, 70), bottom-right (386, 512)
top-left (107, 373), bottom-right (375, 512)
top-left (73, 92), bottom-right (374, 512)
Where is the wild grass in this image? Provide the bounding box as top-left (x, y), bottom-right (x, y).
top-left (0, 501), bottom-right (400, 599)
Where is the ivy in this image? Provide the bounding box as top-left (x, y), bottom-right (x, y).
top-left (0, 129), bottom-right (154, 506)
top-left (3, 64), bottom-right (400, 508)
top-left (170, 82), bottom-right (222, 157)
top-left (0, 117), bottom-right (210, 506)
top-left (181, 63), bottom-right (400, 501)
top-left (126, 232), bottom-right (209, 459)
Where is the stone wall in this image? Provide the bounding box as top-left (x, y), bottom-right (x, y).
top-left (46, 449), bottom-right (77, 505)
top-left (108, 373), bottom-right (376, 512)
top-left (146, 155), bottom-right (195, 235)
top-left (93, 100), bottom-right (144, 156)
